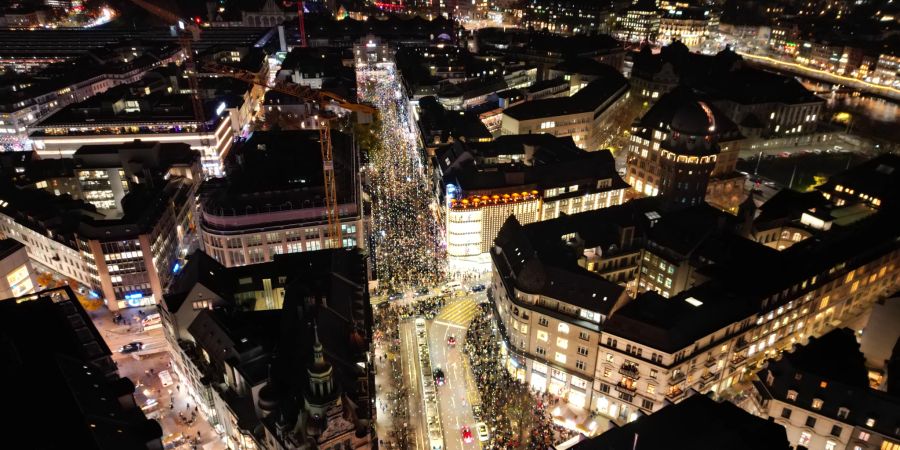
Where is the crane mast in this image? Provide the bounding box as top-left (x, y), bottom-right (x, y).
top-left (297, 0), bottom-right (308, 48)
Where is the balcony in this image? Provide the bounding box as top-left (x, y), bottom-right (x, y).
top-left (729, 354), bottom-right (747, 370)
top-left (704, 357), bottom-right (717, 368)
top-left (665, 387), bottom-right (686, 401)
top-left (618, 364), bottom-right (640, 379)
top-left (734, 337), bottom-right (749, 350)
top-left (616, 381), bottom-right (637, 394)
top-left (667, 372), bottom-right (685, 385)
top-left (699, 371), bottom-right (718, 388)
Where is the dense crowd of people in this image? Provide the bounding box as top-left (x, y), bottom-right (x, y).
top-left (465, 303), bottom-right (577, 449)
top-left (373, 303), bottom-right (412, 449)
top-left (360, 64), bottom-right (445, 292)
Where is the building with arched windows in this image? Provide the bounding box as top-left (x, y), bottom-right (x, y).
top-left (626, 87), bottom-right (745, 210)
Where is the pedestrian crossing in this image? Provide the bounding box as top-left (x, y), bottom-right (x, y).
top-left (434, 298), bottom-right (477, 326)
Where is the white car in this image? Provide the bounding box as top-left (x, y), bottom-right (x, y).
top-left (475, 422), bottom-right (489, 442)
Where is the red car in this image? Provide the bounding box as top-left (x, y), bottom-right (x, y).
top-left (462, 426), bottom-right (473, 444)
top-left (447, 335), bottom-right (457, 346)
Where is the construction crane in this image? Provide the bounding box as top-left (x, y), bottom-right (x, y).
top-left (126, 0), bottom-right (372, 249)
top-left (204, 62), bottom-right (375, 249)
top-left (296, 0), bottom-right (308, 48)
top-left (126, 0), bottom-right (206, 137)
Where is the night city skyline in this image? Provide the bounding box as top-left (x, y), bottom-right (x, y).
top-left (0, 0), bottom-right (898, 449)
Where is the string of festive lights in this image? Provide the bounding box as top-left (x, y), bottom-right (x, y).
top-left (358, 62), bottom-right (446, 293)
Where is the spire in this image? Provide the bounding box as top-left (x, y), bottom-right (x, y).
top-left (307, 320), bottom-right (335, 406)
top-left (313, 322), bottom-right (325, 367)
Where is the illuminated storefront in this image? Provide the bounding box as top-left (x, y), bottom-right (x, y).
top-left (6, 264), bottom-right (34, 297)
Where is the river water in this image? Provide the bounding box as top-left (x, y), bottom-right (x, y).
top-left (797, 78), bottom-right (899, 143)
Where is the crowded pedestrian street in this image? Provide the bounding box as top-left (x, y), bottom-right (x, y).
top-left (89, 305), bottom-right (224, 450)
top-left (357, 60), bottom-right (445, 293)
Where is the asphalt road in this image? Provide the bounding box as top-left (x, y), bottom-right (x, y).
top-left (430, 320), bottom-right (482, 450)
top-left (400, 320), bottom-right (429, 450)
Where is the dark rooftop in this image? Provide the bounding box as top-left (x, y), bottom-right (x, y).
top-left (493, 216), bottom-right (627, 319)
top-left (0, 287), bottom-right (163, 449)
top-left (756, 328), bottom-right (900, 440)
top-left (570, 395), bottom-right (790, 450)
top-left (819, 153), bottom-right (900, 208)
top-left (201, 130), bottom-right (358, 217)
top-left (504, 65), bottom-right (627, 120)
top-left (0, 238), bottom-right (25, 261)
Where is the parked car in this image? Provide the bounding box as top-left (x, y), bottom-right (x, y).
top-left (475, 422), bottom-right (489, 442)
top-left (119, 342), bottom-right (144, 353)
top-left (471, 284), bottom-right (486, 292)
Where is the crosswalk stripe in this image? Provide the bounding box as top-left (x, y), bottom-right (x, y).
top-left (431, 320), bottom-right (468, 330)
top-left (435, 298), bottom-right (477, 325)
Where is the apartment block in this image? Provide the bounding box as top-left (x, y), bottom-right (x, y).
top-left (750, 328), bottom-right (900, 450)
top-left (0, 142), bottom-right (201, 310)
top-left (501, 65), bottom-right (629, 151)
top-left (488, 173), bottom-right (900, 423)
top-left (436, 134), bottom-right (627, 268)
top-left (199, 130), bottom-right (365, 268)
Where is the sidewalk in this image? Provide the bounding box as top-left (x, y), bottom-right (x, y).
top-left (374, 337), bottom-right (401, 448)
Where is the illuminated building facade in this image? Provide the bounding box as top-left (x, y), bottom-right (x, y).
top-left (872, 53), bottom-right (900, 88)
top-left (626, 88), bottom-right (745, 209)
top-left (29, 93), bottom-right (238, 178)
top-left (447, 192), bottom-right (542, 261)
top-left (614, 0), bottom-right (660, 43)
top-left (490, 182), bottom-right (900, 424)
top-left (520, 0), bottom-right (613, 35)
top-left (199, 131), bottom-right (365, 268)
top-left (501, 67), bottom-right (630, 151)
top-left (658, 7), bottom-right (714, 48)
top-left (0, 42), bottom-right (182, 151)
top-left (0, 142), bottom-right (201, 310)
top-left (492, 216), bottom-right (630, 410)
top-left (438, 134), bottom-right (628, 269)
top-left (749, 329), bottom-right (900, 450)
top-left (0, 239), bottom-right (38, 299)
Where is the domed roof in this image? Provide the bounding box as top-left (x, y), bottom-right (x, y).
top-left (670, 101), bottom-right (716, 136)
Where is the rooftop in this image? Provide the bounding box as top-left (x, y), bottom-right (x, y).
top-left (504, 65), bottom-right (628, 121)
top-left (634, 87), bottom-right (742, 141)
top-left (819, 153), bottom-right (900, 208)
top-left (756, 328), bottom-right (900, 440)
top-left (570, 395), bottom-right (790, 450)
top-left (493, 216), bottom-right (627, 319)
top-left (201, 130), bottom-right (358, 219)
top-left (0, 238), bottom-right (25, 261)
top-left (0, 286), bottom-right (163, 449)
